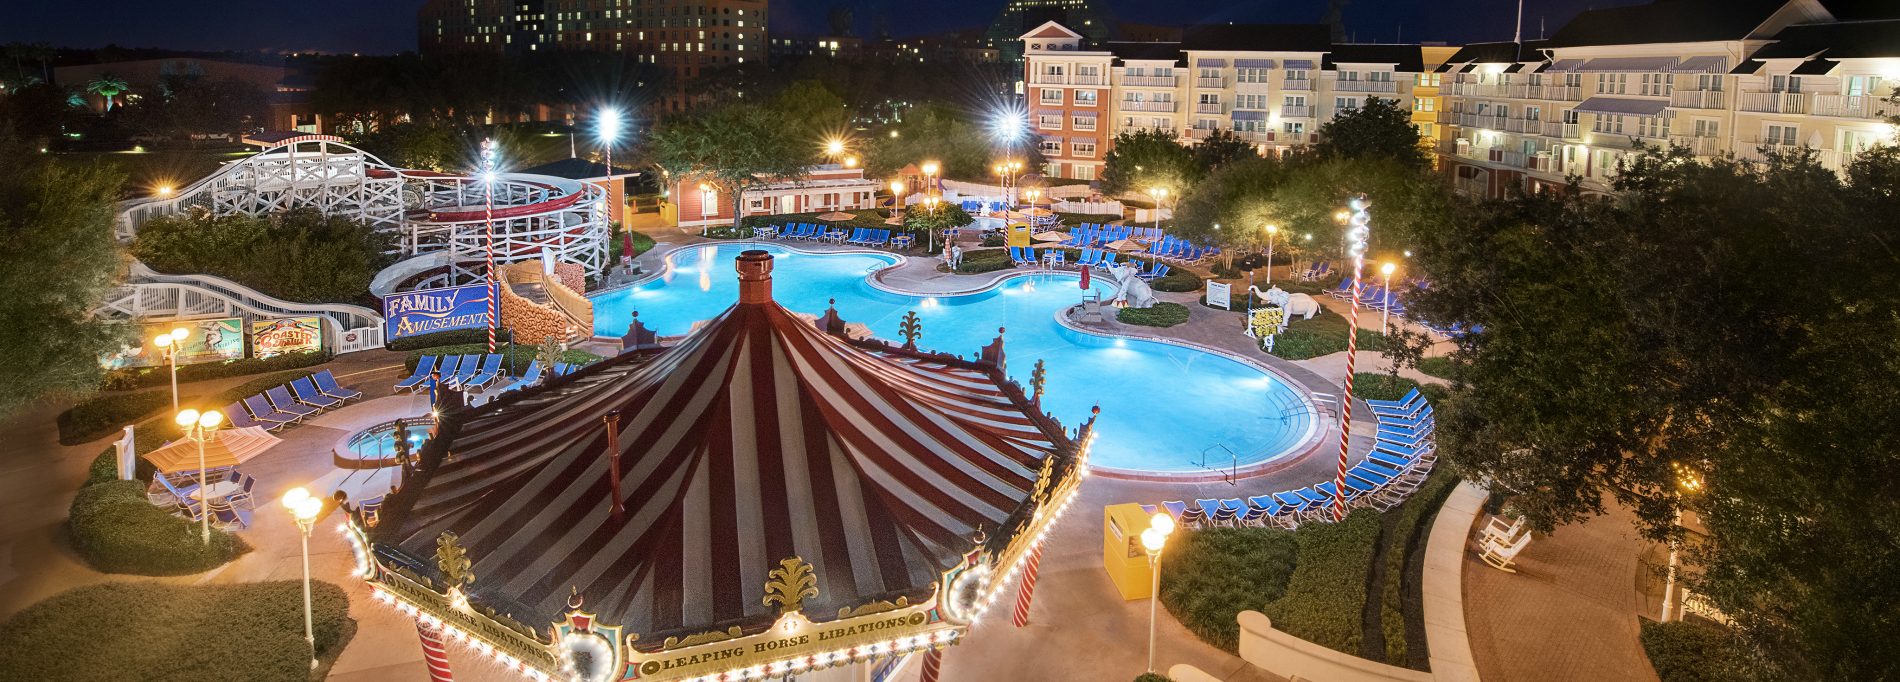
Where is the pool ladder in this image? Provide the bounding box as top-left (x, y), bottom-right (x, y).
top-left (1197, 444), bottom-right (1241, 485)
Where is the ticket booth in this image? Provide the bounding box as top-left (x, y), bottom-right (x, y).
top-left (1103, 503), bottom-right (1160, 600)
top-left (1006, 221), bottom-right (1032, 248)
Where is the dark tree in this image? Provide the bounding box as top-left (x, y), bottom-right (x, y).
top-left (1191, 128), bottom-right (1261, 173)
top-left (1098, 128), bottom-right (1199, 196)
top-left (1314, 96), bottom-right (1428, 170)
top-left (648, 102), bottom-right (813, 228)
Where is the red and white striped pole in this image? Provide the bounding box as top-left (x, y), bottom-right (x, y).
top-left (480, 138), bottom-right (499, 355)
top-left (416, 619), bottom-right (454, 682)
top-left (919, 646), bottom-right (945, 682)
top-left (1332, 195), bottom-right (1372, 521)
top-left (1011, 541), bottom-right (1046, 627)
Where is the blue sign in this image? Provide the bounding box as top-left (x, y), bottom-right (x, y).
top-left (384, 284), bottom-right (492, 341)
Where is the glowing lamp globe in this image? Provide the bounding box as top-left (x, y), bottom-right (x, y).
top-left (1140, 527), bottom-right (1165, 554)
top-left (282, 486), bottom-right (312, 511)
top-left (175, 409), bottom-right (201, 427)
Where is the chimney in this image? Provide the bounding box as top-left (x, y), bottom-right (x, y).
top-left (735, 249), bottom-right (775, 304)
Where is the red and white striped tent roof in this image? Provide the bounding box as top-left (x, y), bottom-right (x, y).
top-left (374, 250), bottom-right (1081, 642)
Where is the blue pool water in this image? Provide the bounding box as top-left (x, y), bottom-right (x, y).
top-left (590, 244), bottom-right (1316, 473)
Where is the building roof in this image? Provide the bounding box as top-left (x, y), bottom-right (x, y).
top-left (1180, 24), bottom-right (1332, 52)
top-left (516, 158), bottom-right (639, 181)
top-left (1542, 0), bottom-right (1788, 47)
top-left (1106, 41), bottom-right (1184, 63)
top-left (1435, 41), bottom-right (1548, 71)
top-left (1754, 19), bottom-right (1900, 59)
top-left (1324, 44), bottom-right (1426, 71)
top-left (371, 251), bottom-right (1082, 641)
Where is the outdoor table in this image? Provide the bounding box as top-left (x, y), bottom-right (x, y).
top-left (826, 230), bottom-right (846, 243)
top-left (1042, 252), bottom-right (1061, 268)
top-left (892, 235), bottom-right (914, 249)
top-left (753, 227), bottom-right (777, 239)
top-left (187, 479), bottom-right (242, 501)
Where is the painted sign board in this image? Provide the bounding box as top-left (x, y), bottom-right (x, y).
top-left (252, 316), bottom-right (324, 358)
top-left (383, 284), bottom-right (493, 341)
top-left (104, 317), bottom-right (246, 368)
top-left (1205, 280), bottom-right (1232, 310)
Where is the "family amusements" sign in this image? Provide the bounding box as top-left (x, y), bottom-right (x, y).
top-left (384, 284), bottom-right (493, 341)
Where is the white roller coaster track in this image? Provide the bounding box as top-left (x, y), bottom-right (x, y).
top-left (99, 262), bottom-right (388, 353)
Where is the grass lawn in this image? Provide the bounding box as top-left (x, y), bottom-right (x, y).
top-left (1117, 302), bottom-right (1191, 328)
top-left (1159, 528), bottom-right (1298, 651)
top-left (1270, 312), bottom-right (1389, 361)
top-left (1416, 356), bottom-right (1457, 380)
top-left (0, 581), bottom-right (354, 681)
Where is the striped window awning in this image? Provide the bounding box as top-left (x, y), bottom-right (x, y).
top-left (1231, 110), bottom-right (1268, 121)
top-left (1573, 96), bottom-right (1669, 117)
top-left (1669, 56), bottom-right (1729, 73)
top-left (1041, 136), bottom-right (1066, 144)
top-left (1577, 56), bottom-right (1678, 72)
top-left (1197, 58), bottom-right (1227, 68)
top-left (1284, 59), bottom-right (1317, 69)
top-left (1070, 111), bottom-right (1099, 119)
top-left (1234, 59), bottom-right (1276, 68)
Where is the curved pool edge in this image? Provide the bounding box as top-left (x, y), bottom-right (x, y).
top-left (1050, 307), bottom-right (1333, 483)
top-left (594, 240), bottom-right (907, 296)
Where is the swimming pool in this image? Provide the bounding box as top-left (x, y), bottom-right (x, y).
top-left (590, 243), bottom-right (1317, 474)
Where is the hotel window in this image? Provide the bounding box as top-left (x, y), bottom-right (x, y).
top-left (1236, 94), bottom-right (1267, 110)
top-left (1236, 67), bottom-right (1268, 83)
top-left (1198, 67), bottom-right (1221, 80)
top-left (1639, 73), bottom-right (1671, 96)
top-left (1040, 89), bottom-right (1064, 104)
top-left (1073, 141), bottom-right (1096, 157)
top-left (1771, 75), bottom-right (1802, 93)
top-left (1126, 67), bottom-right (1146, 77)
top-left (1072, 115), bottom-right (1097, 131)
top-left (1039, 114), bottom-right (1064, 129)
top-left (1038, 139), bottom-right (1062, 154)
top-left (1285, 69), bottom-right (1309, 82)
top-left (1335, 97), bottom-right (1357, 111)
top-left (1074, 165), bottom-right (1096, 180)
top-left (1635, 115), bottom-right (1665, 138)
top-left (1075, 90), bottom-right (1097, 106)
top-left (1369, 71), bottom-right (1392, 83)
top-left (1844, 75), bottom-right (1878, 96)
top-left (1338, 71), bottom-right (1361, 83)
top-left (1592, 114), bottom-right (1625, 134)
top-left (1235, 119), bottom-right (1267, 133)
top-left (1198, 93), bottom-right (1220, 105)
top-left (1693, 119), bottom-right (1719, 138)
top-left (1524, 105), bottom-right (1540, 120)
top-left (1695, 74), bottom-right (1723, 91)
top-left (1284, 95), bottom-right (1307, 107)
top-left (1564, 73), bottom-right (1583, 88)
top-left (1764, 123), bottom-right (1798, 146)
top-left (1283, 121), bottom-right (1306, 134)
top-left (1596, 74), bottom-right (1627, 94)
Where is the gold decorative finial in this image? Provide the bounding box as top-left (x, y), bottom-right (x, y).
top-left (1033, 455), bottom-right (1056, 505)
top-left (436, 532), bottom-right (474, 590)
top-left (1029, 359), bottom-right (1047, 403)
top-left (762, 556), bottom-right (819, 616)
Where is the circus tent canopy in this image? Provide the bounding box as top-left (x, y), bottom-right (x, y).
top-left (371, 250), bottom-right (1083, 644)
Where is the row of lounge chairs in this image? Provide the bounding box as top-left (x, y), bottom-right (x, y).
top-left (1004, 247), bottom-right (1172, 280)
top-left (1061, 223), bottom-right (1136, 248)
top-left (1296, 262), bottom-right (1332, 281)
top-left (395, 354), bottom-right (583, 394)
top-left (223, 370), bottom-right (362, 433)
top-left (1327, 279), bottom-right (1410, 317)
top-left (1146, 235), bottom-right (1216, 263)
top-left (1157, 389), bottom-right (1438, 530)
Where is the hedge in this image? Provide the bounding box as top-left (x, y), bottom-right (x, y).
top-left (1150, 269), bottom-right (1202, 293)
top-left (99, 350), bottom-right (331, 391)
top-left (949, 248), bottom-right (1017, 274)
top-left (1261, 509), bottom-right (1383, 655)
top-left (56, 390), bottom-right (171, 445)
top-left (1351, 373), bottom-right (1450, 405)
top-left (85, 445), bottom-right (159, 488)
top-left (1640, 619), bottom-right (1766, 682)
top-left (1416, 356), bottom-right (1457, 380)
top-left (67, 480), bottom-right (251, 575)
top-left (1117, 302), bottom-right (1191, 328)
top-left (1377, 471), bottom-right (1461, 667)
top-left (404, 343), bottom-right (603, 376)
top-left (1268, 314), bottom-right (1388, 361)
top-left (386, 327), bottom-right (513, 352)
top-left (1158, 528), bottom-right (1298, 652)
top-left (0, 580), bottom-right (353, 681)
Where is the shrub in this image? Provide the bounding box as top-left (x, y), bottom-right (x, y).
top-left (1378, 471), bottom-right (1461, 667)
top-left (1262, 509), bottom-right (1382, 654)
top-left (56, 390), bottom-right (170, 445)
top-left (0, 580), bottom-right (353, 680)
top-left (1134, 675), bottom-right (1173, 682)
top-left (1150, 269), bottom-right (1202, 293)
top-left (99, 350), bottom-right (331, 391)
top-left (1268, 314), bottom-right (1388, 361)
top-left (67, 480), bottom-right (250, 575)
top-left (628, 230), bottom-right (657, 256)
top-left (1640, 619), bottom-right (1767, 682)
top-left (1416, 356), bottom-right (1457, 380)
top-left (85, 445), bottom-right (157, 488)
top-left (950, 248), bottom-right (1017, 274)
top-left (133, 207), bottom-right (396, 303)
top-left (404, 343), bottom-right (602, 376)
top-left (1158, 528), bottom-right (1298, 652)
top-left (1117, 302), bottom-right (1191, 328)
top-left (1351, 373), bottom-right (1423, 403)
top-left (981, 234), bottom-right (1005, 247)
top-left (385, 327), bottom-right (514, 352)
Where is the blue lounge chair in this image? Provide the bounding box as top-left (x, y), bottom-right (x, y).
top-left (1141, 262), bottom-right (1170, 280)
top-left (291, 377), bottom-right (343, 410)
top-left (313, 370), bottom-right (363, 401)
top-left (463, 354), bottom-right (505, 388)
top-left (395, 355), bottom-right (438, 391)
top-left (1046, 250), bottom-right (1066, 267)
top-left (1366, 387), bottom-right (1423, 411)
top-left (499, 360), bottom-right (545, 392)
top-left (265, 385), bottom-right (321, 418)
top-left (1198, 498), bottom-right (1238, 527)
top-left (242, 394), bottom-right (301, 426)
top-left (444, 354), bottom-right (482, 387)
top-left (415, 354), bottom-right (460, 392)
top-left (1075, 248), bottom-right (1098, 267)
top-left (1327, 278), bottom-right (1358, 299)
top-left (1163, 500), bottom-right (1206, 527)
top-left (554, 362), bottom-right (573, 376)
top-left (221, 401), bottom-right (281, 432)
top-left (1098, 252), bottom-right (1118, 269)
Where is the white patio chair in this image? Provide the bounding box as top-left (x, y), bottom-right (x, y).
top-left (1479, 531), bottom-right (1532, 573)
top-left (1480, 515), bottom-right (1527, 546)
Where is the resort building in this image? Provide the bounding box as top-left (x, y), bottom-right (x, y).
top-left (986, 0), bottom-right (1113, 65)
top-left (1021, 21), bottom-right (1452, 181)
top-left (1434, 0), bottom-right (1900, 197)
top-left (668, 164), bottom-right (881, 229)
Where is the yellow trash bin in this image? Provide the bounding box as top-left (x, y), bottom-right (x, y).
top-left (1103, 503), bottom-right (1160, 600)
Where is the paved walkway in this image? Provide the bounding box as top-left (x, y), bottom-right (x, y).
top-left (1461, 499), bottom-right (1661, 682)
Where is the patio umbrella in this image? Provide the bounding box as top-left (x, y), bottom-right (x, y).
top-left (1033, 230), bottom-right (1070, 243)
top-left (142, 426), bottom-right (282, 474)
top-left (1103, 239), bottom-right (1141, 252)
top-left (1022, 208), bottom-right (1054, 218)
top-left (814, 211), bottom-right (857, 222)
top-left (884, 216), bottom-right (905, 226)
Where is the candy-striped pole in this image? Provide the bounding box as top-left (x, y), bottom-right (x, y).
top-left (1011, 541), bottom-right (1045, 627)
top-left (919, 646), bottom-right (945, 682)
top-left (1333, 195), bottom-right (1372, 521)
top-left (416, 619), bottom-right (454, 682)
top-left (480, 138), bottom-right (499, 355)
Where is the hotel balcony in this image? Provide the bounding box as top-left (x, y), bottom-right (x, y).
top-left (1334, 80), bottom-right (1398, 94)
top-left (1120, 100), bottom-right (1178, 113)
top-left (1195, 77), bottom-right (1227, 89)
top-left (1281, 105), bottom-right (1314, 118)
top-left (1030, 74), bottom-right (1067, 86)
top-left (1735, 138), bottom-right (1804, 163)
top-left (1811, 93), bottom-right (1898, 119)
top-left (1503, 117), bottom-right (1540, 134)
top-left (1669, 89), bottom-right (1726, 110)
top-left (1541, 121), bottom-right (1567, 138)
top-left (1072, 74), bottom-right (1105, 86)
top-left (1121, 75), bottom-right (1178, 88)
top-left (1666, 134), bottom-right (1726, 156)
top-left (1184, 127), bottom-right (1216, 140)
top-left (1737, 91), bottom-right (1806, 114)
top-left (1282, 79), bottom-right (1312, 91)
top-left (1195, 102), bottom-right (1225, 114)
top-left (1543, 86), bottom-right (1585, 102)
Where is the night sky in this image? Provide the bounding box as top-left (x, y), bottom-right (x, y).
top-left (1, 0), bottom-right (1640, 55)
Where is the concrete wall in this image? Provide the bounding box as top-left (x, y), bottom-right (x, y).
top-left (1234, 611), bottom-right (1436, 682)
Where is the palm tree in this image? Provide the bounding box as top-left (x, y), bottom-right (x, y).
top-left (87, 73), bottom-right (129, 112)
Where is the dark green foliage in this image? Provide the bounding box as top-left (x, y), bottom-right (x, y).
top-left (1640, 620), bottom-right (1768, 682)
top-left (902, 202), bottom-right (973, 235)
top-left (1415, 356), bottom-right (1456, 380)
top-left (1350, 372), bottom-right (1424, 403)
top-left (403, 343), bottom-right (601, 375)
top-left (346, 122), bottom-right (467, 171)
top-left (1133, 675), bottom-right (1173, 682)
top-left (0, 580), bottom-right (352, 680)
top-left (1191, 128), bottom-right (1261, 172)
top-left (627, 230), bottom-right (656, 256)
top-left (133, 207), bottom-right (396, 303)
top-left (1149, 268), bottom-right (1203, 293)
top-left (98, 350), bottom-right (330, 391)
top-left (85, 445), bottom-right (157, 488)
top-left (1267, 314), bottom-right (1388, 361)
top-left (1262, 509), bottom-right (1383, 654)
top-left (1314, 97), bottom-right (1430, 170)
top-left (56, 390), bottom-right (170, 445)
top-left (67, 480), bottom-right (250, 575)
top-left (1099, 128), bottom-right (1200, 195)
top-left (1378, 471), bottom-right (1460, 667)
top-left (861, 103), bottom-right (1001, 180)
top-left (648, 102), bottom-right (814, 228)
top-left (1158, 528), bottom-right (1298, 651)
top-left (0, 134), bottom-right (130, 417)
top-left (385, 327), bottom-right (513, 352)
top-left (949, 248), bottom-right (1016, 274)
top-left (1117, 302), bottom-right (1191, 328)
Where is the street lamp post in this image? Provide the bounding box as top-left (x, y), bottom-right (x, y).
top-left (924, 196), bottom-right (940, 252)
top-left (281, 487), bottom-right (325, 671)
top-left (890, 180), bottom-right (905, 218)
top-left (479, 138), bottom-right (500, 355)
top-left (1265, 224), bottom-right (1278, 284)
top-left (1147, 187), bottom-right (1168, 234)
top-left (598, 108), bottom-right (626, 261)
top-left (921, 161), bottom-right (940, 195)
top-left (1380, 261), bottom-right (1396, 333)
top-left (151, 327), bottom-right (189, 413)
top-left (1141, 512), bottom-right (1176, 675)
top-left (174, 408), bottom-right (223, 544)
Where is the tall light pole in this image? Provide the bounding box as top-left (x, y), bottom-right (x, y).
top-left (151, 327), bottom-right (189, 413)
top-left (282, 487), bottom-right (324, 671)
top-left (924, 196), bottom-right (941, 252)
top-left (1265, 224), bottom-right (1279, 284)
top-left (1141, 512), bottom-right (1176, 674)
top-left (598, 108), bottom-right (626, 261)
top-left (921, 161), bottom-right (940, 195)
top-left (1332, 195), bottom-right (1373, 521)
top-left (890, 180), bottom-right (905, 218)
top-left (479, 138), bottom-right (500, 355)
top-left (1147, 187), bottom-right (1168, 234)
top-left (174, 408), bottom-right (222, 544)
top-left (1380, 261), bottom-right (1396, 333)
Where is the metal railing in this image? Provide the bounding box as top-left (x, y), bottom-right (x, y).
top-left (1281, 105), bottom-right (1313, 118)
top-left (1334, 80), bottom-right (1397, 93)
top-left (1811, 93), bottom-right (1897, 119)
top-left (1282, 79), bottom-right (1312, 91)
top-left (1195, 102), bottom-right (1224, 114)
top-left (1073, 74), bottom-right (1104, 86)
top-left (1119, 100), bottom-right (1178, 112)
top-left (1737, 91), bottom-right (1806, 114)
top-left (1195, 77), bottom-right (1227, 89)
top-left (1121, 75), bottom-right (1177, 88)
top-left (1030, 73), bottom-right (1067, 85)
top-left (1667, 135), bottom-right (1725, 156)
top-left (1669, 89), bottom-right (1725, 109)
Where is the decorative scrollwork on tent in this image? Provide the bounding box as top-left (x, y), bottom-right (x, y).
top-left (436, 532), bottom-right (474, 590)
top-left (1029, 359), bottom-right (1047, 403)
top-left (661, 626), bottom-right (744, 649)
top-left (837, 596), bottom-right (910, 619)
top-left (763, 556), bottom-right (819, 616)
top-left (1032, 455), bottom-right (1056, 507)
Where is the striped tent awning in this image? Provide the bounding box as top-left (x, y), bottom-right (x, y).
top-left (373, 251), bottom-right (1081, 641)
top-left (1544, 58), bottom-right (1586, 72)
top-left (1574, 96), bottom-right (1669, 117)
top-left (1232, 110), bottom-right (1268, 121)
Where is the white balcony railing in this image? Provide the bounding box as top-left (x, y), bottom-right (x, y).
top-left (1195, 102), bottom-right (1224, 114)
top-left (1031, 74), bottom-right (1067, 85)
top-left (1667, 135), bottom-right (1725, 156)
top-left (1541, 121), bottom-right (1566, 138)
top-left (1281, 105), bottom-right (1313, 118)
top-left (1121, 75), bottom-right (1177, 88)
top-left (1334, 80), bottom-right (1398, 93)
top-left (1737, 91), bottom-right (1807, 114)
top-left (1546, 86), bottom-right (1584, 102)
top-left (1195, 77), bottom-right (1227, 89)
top-left (1184, 127), bottom-right (1216, 140)
top-left (1282, 79), bottom-right (1312, 91)
top-left (1120, 100), bottom-right (1178, 113)
top-left (1072, 74), bottom-right (1104, 86)
top-left (1811, 93), bottom-right (1898, 119)
top-left (1669, 89), bottom-right (1725, 109)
